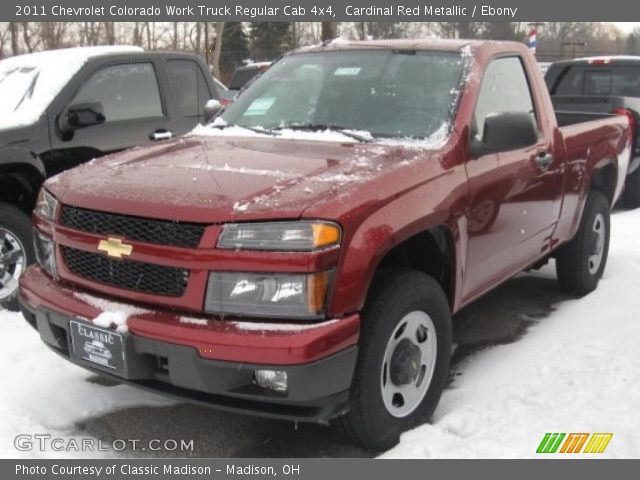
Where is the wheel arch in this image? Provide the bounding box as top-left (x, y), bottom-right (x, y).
top-left (329, 210), bottom-right (460, 318)
top-left (0, 148), bottom-right (46, 213)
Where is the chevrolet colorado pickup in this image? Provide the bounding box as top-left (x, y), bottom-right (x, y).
top-left (546, 56), bottom-right (640, 207)
top-left (19, 39), bottom-right (631, 450)
top-left (0, 46), bottom-right (222, 310)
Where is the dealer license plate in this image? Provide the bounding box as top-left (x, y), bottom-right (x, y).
top-left (69, 321), bottom-right (125, 373)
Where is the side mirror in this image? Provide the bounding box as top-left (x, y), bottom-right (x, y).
top-left (204, 99), bottom-right (223, 122)
top-left (59, 102), bottom-right (105, 133)
top-left (471, 111), bottom-right (538, 158)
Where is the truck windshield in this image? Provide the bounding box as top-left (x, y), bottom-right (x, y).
top-left (221, 50), bottom-right (466, 140)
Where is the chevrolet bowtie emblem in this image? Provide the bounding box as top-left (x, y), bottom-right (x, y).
top-left (97, 237), bottom-right (133, 259)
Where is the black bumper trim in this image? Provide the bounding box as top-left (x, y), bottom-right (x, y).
top-left (19, 299), bottom-right (357, 422)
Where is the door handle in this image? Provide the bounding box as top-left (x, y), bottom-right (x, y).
top-left (150, 130), bottom-right (173, 141)
top-left (534, 151), bottom-right (554, 170)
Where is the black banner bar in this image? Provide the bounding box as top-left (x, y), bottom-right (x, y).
top-left (5, 0), bottom-right (640, 22)
top-left (4, 459), bottom-right (639, 480)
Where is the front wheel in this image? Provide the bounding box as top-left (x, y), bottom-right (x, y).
top-left (0, 203), bottom-right (34, 311)
top-left (556, 190), bottom-right (610, 295)
top-left (333, 269), bottom-right (452, 450)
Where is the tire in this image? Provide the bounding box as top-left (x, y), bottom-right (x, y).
top-left (333, 268), bottom-right (452, 450)
top-left (556, 190), bottom-right (610, 295)
top-left (622, 167), bottom-right (640, 209)
top-left (0, 203), bottom-right (34, 311)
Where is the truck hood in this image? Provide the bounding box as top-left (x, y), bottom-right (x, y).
top-left (46, 135), bottom-right (436, 224)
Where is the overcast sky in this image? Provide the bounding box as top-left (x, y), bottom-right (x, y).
top-left (612, 22), bottom-right (639, 33)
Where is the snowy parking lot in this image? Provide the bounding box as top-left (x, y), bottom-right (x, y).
top-left (1, 207), bottom-right (639, 459)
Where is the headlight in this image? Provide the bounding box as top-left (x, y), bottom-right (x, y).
top-left (33, 230), bottom-right (57, 278)
top-left (204, 271), bottom-right (332, 318)
top-left (34, 189), bottom-right (59, 221)
top-left (217, 221), bottom-right (341, 251)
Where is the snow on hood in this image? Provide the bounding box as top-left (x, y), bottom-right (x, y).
top-left (46, 134), bottom-right (434, 224)
top-left (0, 46), bottom-right (142, 131)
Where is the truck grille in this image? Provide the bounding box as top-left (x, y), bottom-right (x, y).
top-left (61, 246), bottom-right (188, 297)
top-left (60, 206), bottom-right (206, 248)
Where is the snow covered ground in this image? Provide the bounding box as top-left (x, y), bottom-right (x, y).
top-left (1, 208), bottom-right (639, 458)
top-left (385, 208), bottom-right (640, 459)
top-left (0, 316), bottom-right (176, 459)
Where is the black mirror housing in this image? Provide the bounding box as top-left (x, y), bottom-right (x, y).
top-left (471, 111), bottom-right (538, 158)
top-left (59, 102), bottom-right (105, 133)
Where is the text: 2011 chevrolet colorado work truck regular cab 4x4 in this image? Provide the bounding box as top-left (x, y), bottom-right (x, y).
top-left (19, 39), bottom-right (630, 450)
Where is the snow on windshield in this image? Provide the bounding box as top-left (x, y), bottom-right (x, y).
top-left (0, 46), bottom-right (142, 131)
top-left (192, 48), bottom-right (467, 148)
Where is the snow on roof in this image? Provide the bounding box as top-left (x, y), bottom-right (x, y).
top-left (0, 45), bottom-right (143, 131)
top-left (562, 55), bottom-right (640, 64)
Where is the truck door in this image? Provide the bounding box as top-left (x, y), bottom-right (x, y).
top-left (48, 57), bottom-right (174, 170)
top-left (462, 56), bottom-right (562, 302)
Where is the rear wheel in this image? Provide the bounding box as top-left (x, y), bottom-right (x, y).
top-left (0, 203), bottom-right (34, 311)
top-left (334, 269), bottom-right (452, 450)
top-left (556, 190), bottom-right (610, 295)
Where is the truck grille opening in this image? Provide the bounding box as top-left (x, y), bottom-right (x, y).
top-left (61, 246), bottom-right (189, 297)
top-left (60, 206), bottom-right (206, 248)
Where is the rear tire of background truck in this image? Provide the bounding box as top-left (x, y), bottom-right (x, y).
top-left (333, 268), bottom-right (452, 451)
top-left (0, 203), bottom-right (34, 311)
top-left (556, 190), bottom-right (610, 295)
top-left (622, 168), bottom-right (640, 209)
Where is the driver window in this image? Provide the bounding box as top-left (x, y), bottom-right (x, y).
top-left (71, 63), bottom-right (163, 123)
top-left (473, 57), bottom-right (536, 140)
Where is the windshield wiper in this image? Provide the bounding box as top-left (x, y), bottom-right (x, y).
top-left (276, 124), bottom-right (373, 143)
top-left (13, 71), bottom-right (39, 112)
top-left (209, 123), bottom-right (280, 136)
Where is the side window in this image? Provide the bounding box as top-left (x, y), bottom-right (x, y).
top-left (72, 63), bottom-right (163, 122)
top-left (473, 57), bottom-right (536, 139)
top-left (167, 60), bottom-right (212, 117)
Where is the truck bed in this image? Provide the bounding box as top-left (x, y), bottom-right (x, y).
top-left (553, 94), bottom-right (640, 174)
top-left (557, 113), bottom-right (631, 205)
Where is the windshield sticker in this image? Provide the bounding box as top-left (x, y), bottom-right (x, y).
top-left (334, 67), bottom-right (362, 76)
top-left (244, 97), bottom-right (275, 116)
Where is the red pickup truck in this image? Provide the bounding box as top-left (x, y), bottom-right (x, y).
top-left (19, 39), bottom-right (630, 450)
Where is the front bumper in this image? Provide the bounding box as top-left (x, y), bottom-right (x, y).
top-left (19, 266), bottom-right (360, 422)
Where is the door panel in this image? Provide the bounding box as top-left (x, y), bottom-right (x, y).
top-left (462, 56), bottom-right (561, 301)
top-left (49, 61), bottom-right (173, 167)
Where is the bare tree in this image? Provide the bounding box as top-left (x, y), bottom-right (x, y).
top-left (79, 22), bottom-right (102, 46)
top-left (0, 24), bottom-right (10, 58)
top-left (204, 22), bottom-right (210, 65)
top-left (9, 22), bottom-right (19, 55)
top-left (21, 22), bottom-right (37, 53)
top-left (40, 23), bottom-right (69, 50)
top-left (195, 22), bottom-right (202, 54)
top-left (354, 22), bottom-right (367, 40)
top-left (321, 22), bottom-right (337, 42)
top-left (103, 22), bottom-right (116, 45)
top-left (212, 22), bottom-right (225, 78)
top-left (435, 22), bottom-right (482, 39)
